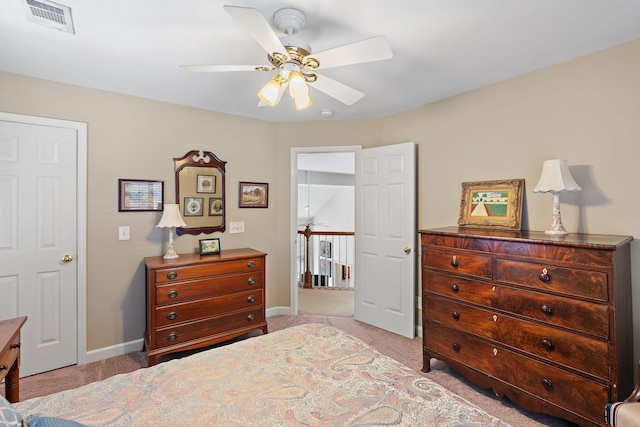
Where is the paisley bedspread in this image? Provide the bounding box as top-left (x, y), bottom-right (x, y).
top-left (14, 324), bottom-right (511, 426)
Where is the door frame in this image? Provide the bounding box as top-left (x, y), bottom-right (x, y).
top-left (289, 145), bottom-right (360, 315)
top-left (0, 111), bottom-right (88, 366)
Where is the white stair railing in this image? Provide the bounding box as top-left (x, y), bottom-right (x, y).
top-left (297, 229), bottom-right (354, 290)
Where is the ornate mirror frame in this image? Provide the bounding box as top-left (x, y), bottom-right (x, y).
top-left (174, 150), bottom-right (226, 235)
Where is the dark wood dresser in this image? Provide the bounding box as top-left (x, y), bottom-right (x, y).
top-left (144, 248), bottom-right (267, 366)
top-left (419, 227), bottom-right (633, 427)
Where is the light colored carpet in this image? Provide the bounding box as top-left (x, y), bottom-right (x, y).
top-left (8, 315), bottom-right (574, 426)
top-left (298, 287), bottom-right (354, 317)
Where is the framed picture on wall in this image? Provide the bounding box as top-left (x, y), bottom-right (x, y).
top-left (238, 182), bottom-right (268, 208)
top-left (118, 179), bottom-right (163, 212)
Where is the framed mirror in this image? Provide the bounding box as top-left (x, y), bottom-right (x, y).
top-left (174, 150), bottom-right (226, 235)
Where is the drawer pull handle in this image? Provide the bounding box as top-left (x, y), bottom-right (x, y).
top-left (539, 268), bottom-right (551, 282)
top-left (541, 377), bottom-right (553, 390)
top-left (541, 339), bottom-right (554, 350)
top-left (541, 304), bottom-right (553, 315)
top-left (247, 295), bottom-right (255, 303)
top-left (11, 343), bottom-right (20, 349)
top-left (451, 311), bottom-right (460, 320)
top-left (166, 311), bottom-right (178, 320)
top-left (247, 314), bottom-right (255, 322)
top-left (247, 277), bottom-right (256, 285)
top-left (247, 261), bottom-right (256, 268)
top-left (452, 343), bottom-right (460, 352)
top-left (450, 284), bottom-right (459, 292)
top-left (167, 332), bottom-right (178, 342)
top-left (167, 289), bottom-right (179, 299)
top-left (167, 271), bottom-right (178, 280)
top-left (450, 255), bottom-right (458, 268)
top-left (0, 364), bottom-right (7, 371)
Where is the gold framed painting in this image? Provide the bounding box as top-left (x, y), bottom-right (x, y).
top-left (458, 179), bottom-right (525, 230)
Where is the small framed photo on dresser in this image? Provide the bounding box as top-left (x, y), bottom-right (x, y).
top-left (199, 238), bottom-right (221, 255)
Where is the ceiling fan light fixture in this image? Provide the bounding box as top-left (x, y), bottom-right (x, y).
top-left (288, 70), bottom-right (312, 110)
top-left (258, 74), bottom-right (285, 106)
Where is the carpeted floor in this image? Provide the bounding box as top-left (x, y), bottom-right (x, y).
top-left (7, 315), bottom-right (575, 426)
top-left (298, 287), bottom-right (354, 317)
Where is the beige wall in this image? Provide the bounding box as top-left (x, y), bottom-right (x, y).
top-left (1, 38), bottom-right (639, 362)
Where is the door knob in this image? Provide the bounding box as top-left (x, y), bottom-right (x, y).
top-left (404, 246), bottom-right (411, 254)
top-left (62, 254), bottom-right (74, 263)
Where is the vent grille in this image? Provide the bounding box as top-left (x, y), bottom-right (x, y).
top-left (22, 0), bottom-right (75, 34)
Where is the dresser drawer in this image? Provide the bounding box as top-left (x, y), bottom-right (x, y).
top-left (495, 258), bottom-right (608, 301)
top-left (154, 309), bottom-right (265, 349)
top-left (424, 322), bottom-right (609, 426)
top-left (422, 248), bottom-right (492, 279)
top-left (425, 296), bottom-right (609, 378)
top-left (154, 257), bottom-right (264, 284)
top-left (155, 290), bottom-right (263, 327)
top-left (155, 272), bottom-right (263, 306)
top-left (423, 270), bottom-right (609, 338)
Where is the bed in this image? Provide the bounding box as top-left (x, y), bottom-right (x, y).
top-left (8, 324), bottom-right (511, 426)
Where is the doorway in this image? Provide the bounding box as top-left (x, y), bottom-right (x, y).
top-left (290, 142), bottom-right (417, 338)
top-left (290, 146), bottom-right (359, 317)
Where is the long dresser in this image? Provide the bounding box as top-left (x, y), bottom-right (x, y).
top-left (419, 227), bottom-right (633, 427)
top-left (144, 248), bottom-right (267, 366)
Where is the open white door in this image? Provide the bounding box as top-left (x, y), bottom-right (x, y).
top-left (354, 142), bottom-right (416, 338)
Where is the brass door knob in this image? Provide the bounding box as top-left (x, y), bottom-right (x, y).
top-left (404, 246), bottom-right (411, 254)
top-left (62, 254), bottom-right (74, 263)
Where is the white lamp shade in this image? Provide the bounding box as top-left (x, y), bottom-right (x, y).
top-left (156, 204), bottom-right (186, 228)
top-left (533, 159), bottom-right (581, 193)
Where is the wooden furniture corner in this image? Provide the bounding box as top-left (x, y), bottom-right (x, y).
top-left (0, 316), bottom-right (27, 403)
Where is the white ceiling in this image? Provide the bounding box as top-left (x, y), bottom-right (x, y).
top-left (1, 0), bottom-right (640, 123)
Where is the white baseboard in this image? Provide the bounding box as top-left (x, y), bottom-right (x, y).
top-left (85, 338), bottom-right (144, 364)
top-left (266, 306), bottom-right (293, 317)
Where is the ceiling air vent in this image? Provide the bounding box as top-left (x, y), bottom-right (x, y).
top-left (21, 0), bottom-right (75, 34)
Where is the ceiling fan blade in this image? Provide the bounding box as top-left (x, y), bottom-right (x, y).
top-left (223, 5), bottom-right (286, 56)
top-left (310, 36), bottom-right (393, 70)
top-left (180, 65), bottom-right (265, 72)
top-left (311, 73), bottom-right (365, 105)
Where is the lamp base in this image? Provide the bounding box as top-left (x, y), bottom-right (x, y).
top-left (544, 228), bottom-right (569, 235)
top-left (163, 229), bottom-right (180, 259)
top-left (545, 193), bottom-right (569, 235)
top-left (163, 252), bottom-right (179, 259)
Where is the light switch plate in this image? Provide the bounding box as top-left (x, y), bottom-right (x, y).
top-left (119, 226), bottom-right (130, 240)
top-left (229, 221), bottom-right (245, 234)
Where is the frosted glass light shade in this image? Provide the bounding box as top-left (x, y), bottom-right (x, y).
top-left (258, 75), bottom-right (285, 106)
top-left (288, 71), bottom-right (312, 110)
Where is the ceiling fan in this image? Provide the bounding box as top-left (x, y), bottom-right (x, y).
top-left (180, 5), bottom-right (393, 110)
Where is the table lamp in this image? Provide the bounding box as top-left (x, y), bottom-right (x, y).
top-left (533, 159), bottom-right (581, 235)
top-left (156, 204), bottom-right (186, 259)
